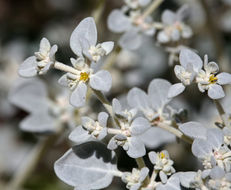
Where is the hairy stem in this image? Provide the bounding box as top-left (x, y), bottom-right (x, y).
top-left (157, 123), bottom-right (193, 144)
top-left (136, 157), bottom-right (150, 186)
top-left (141, 0), bottom-right (164, 19)
top-left (107, 128), bottom-right (122, 135)
top-left (213, 99), bottom-right (229, 127)
top-left (54, 61), bottom-right (78, 75)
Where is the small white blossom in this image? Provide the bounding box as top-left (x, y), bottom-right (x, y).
top-left (196, 55), bottom-right (231, 99)
top-left (107, 98), bottom-right (150, 158)
top-left (70, 17), bottom-right (114, 62)
top-left (157, 5), bottom-right (192, 44)
top-left (18, 38), bottom-right (57, 77)
top-left (122, 167), bottom-right (149, 190)
top-left (148, 150), bottom-right (175, 184)
top-left (69, 112), bottom-right (108, 144)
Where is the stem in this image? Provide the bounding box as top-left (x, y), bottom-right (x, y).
top-left (149, 169), bottom-right (158, 187)
top-left (91, 0), bottom-right (106, 26)
top-left (135, 157), bottom-right (150, 186)
top-left (6, 127), bottom-right (65, 190)
top-left (107, 128), bottom-right (122, 135)
top-left (91, 89), bottom-right (120, 128)
top-left (54, 61), bottom-right (79, 75)
top-left (157, 123), bottom-right (193, 144)
top-left (141, 0), bottom-right (164, 20)
top-left (213, 99), bottom-right (229, 127)
top-left (113, 170), bottom-right (123, 177)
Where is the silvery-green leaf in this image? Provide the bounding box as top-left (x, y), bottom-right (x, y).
top-left (127, 87), bottom-right (150, 111)
top-left (112, 98), bottom-right (122, 114)
top-left (130, 117), bottom-right (150, 135)
top-left (210, 166), bottom-right (225, 179)
top-left (139, 167), bottom-right (149, 182)
top-left (82, 116), bottom-right (94, 127)
top-left (179, 172), bottom-right (197, 188)
top-left (140, 128), bottom-right (175, 148)
top-left (39, 38), bottom-right (51, 55)
top-left (20, 112), bottom-right (56, 133)
top-left (107, 10), bottom-right (131, 33)
top-left (119, 29), bottom-right (142, 50)
top-left (148, 151), bottom-right (157, 164)
top-left (168, 83), bottom-right (185, 98)
top-left (107, 137), bottom-right (118, 150)
top-left (127, 137), bottom-right (145, 158)
top-left (101, 41), bottom-right (114, 55)
top-left (18, 56), bottom-right (37, 77)
top-left (69, 126), bottom-right (90, 144)
top-left (156, 173), bottom-right (181, 190)
top-left (58, 74), bottom-right (68, 87)
top-left (9, 78), bottom-right (48, 113)
top-left (90, 70), bottom-right (112, 92)
top-left (161, 10), bottom-right (177, 25)
top-left (148, 79), bottom-right (171, 110)
top-left (160, 171), bottom-right (168, 184)
top-left (179, 49), bottom-right (203, 72)
top-left (70, 82), bottom-right (87, 107)
top-left (70, 17), bottom-right (97, 56)
top-left (192, 138), bottom-right (212, 159)
top-left (179, 122), bottom-right (207, 139)
top-left (49, 44), bottom-right (58, 61)
top-left (208, 84), bottom-right (225, 99)
top-left (206, 128), bottom-right (224, 150)
top-left (54, 142), bottom-right (117, 189)
top-left (98, 112), bottom-right (108, 127)
top-left (217, 72), bottom-right (231, 85)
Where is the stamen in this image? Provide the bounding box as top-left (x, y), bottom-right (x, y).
top-left (209, 75), bottom-right (218, 84)
top-left (79, 72), bottom-right (89, 82)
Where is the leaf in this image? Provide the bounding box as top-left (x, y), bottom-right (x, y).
top-left (54, 142), bottom-right (117, 190)
top-left (90, 70), bottom-right (112, 92)
top-left (9, 78), bottom-right (48, 113)
top-left (70, 17), bottom-right (97, 56)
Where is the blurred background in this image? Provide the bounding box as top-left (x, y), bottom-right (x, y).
top-left (1, 0), bottom-right (231, 189)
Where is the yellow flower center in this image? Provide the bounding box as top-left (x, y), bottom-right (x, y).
top-left (79, 72), bottom-right (89, 82)
top-left (209, 74), bottom-right (218, 84)
top-left (160, 152), bottom-right (165, 159)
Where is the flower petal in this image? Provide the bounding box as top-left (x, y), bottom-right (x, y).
top-left (70, 82), bottom-right (87, 107)
top-left (70, 17), bottom-right (97, 56)
top-left (217, 72), bottom-right (231, 85)
top-left (179, 49), bottom-right (203, 72)
top-left (18, 56), bottom-right (37, 77)
top-left (168, 83), bottom-right (185, 98)
top-left (90, 70), bottom-right (112, 92)
top-left (208, 84), bottom-right (225, 99)
top-left (101, 41), bottom-right (114, 55)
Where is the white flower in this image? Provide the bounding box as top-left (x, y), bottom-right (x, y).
top-left (107, 98), bottom-right (150, 158)
top-left (157, 5), bottom-right (192, 44)
top-left (122, 167), bottom-right (149, 190)
top-left (168, 48), bottom-right (203, 98)
top-left (192, 128), bottom-right (231, 172)
top-left (69, 112), bottom-right (108, 144)
top-left (127, 79), bottom-right (176, 148)
top-left (148, 150), bottom-right (175, 184)
top-left (107, 8), bottom-right (155, 50)
top-left (58, 57), bottom-right (112, 108)
top-left (196, 55), bottom-right (231, 99)
top-left (18, 38), bottom-right (57, 77)
top-left (70, 17), bottom-right (114, 62)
